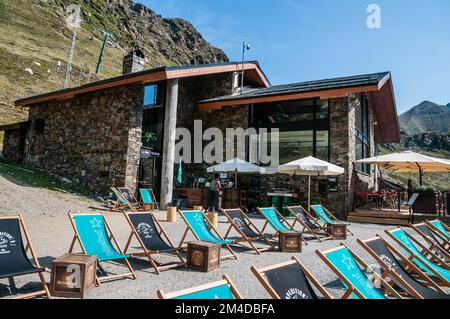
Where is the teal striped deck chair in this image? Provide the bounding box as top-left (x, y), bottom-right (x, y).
top-left (178, 210), bottom-right (237, 260)
top-left (157, 275), bottom-right (242, 299)
top-left (316, 244), bottom-right (402, 299)
top-left (385, 228), bottom-right (450, 287)
top-left (426, 220), bottom-right (450, 242)
top-left (68, 212), bottom-right (136, 284)
top-left (139, 188), bottom-right (160, 211)
top-left (311, 205), bottom-right (353, 236)
top-left (111, 187), bottom-right (139, 212)
top-left (257, 207), bottom-right (298, 237)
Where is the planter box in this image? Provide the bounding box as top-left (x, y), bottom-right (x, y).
top-left (413, 194), bottom-right (437, 215)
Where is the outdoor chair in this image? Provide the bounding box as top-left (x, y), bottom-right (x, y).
top-left (222, 208), bottom-right (276, 255)
top-left (178, 210), bottom-right (237, 260)
top-left (426, 220), bottom-right (450, 242)
top-left (410, 222), bottom-right (450, 262)
top-left (316, 244), bottom-right (402, 299)
top-left (385, 228), bottom-right (450, 287)
top-left (157, 275), bottom-right (242, 299)
top-left (123, 211), bottom-right (186, 274)
top-left (0, 215), bottom-right (50, 299)
top-left (257, 207), bottom-right (303, 243)
top-left (358, 236), bottom-right (450, 299)
top-left (310, 205), bottom-right (354, 236)
top-left (68, 212), bottom-right (136, 284)
top-left (251, 257), bottom-right (333, 299)
top-left (139, 188), bottom-right (160, 211)
top-left (111, 187), bottom-right (139, 212)
top-left (286, 206), bottom-right (334, 242)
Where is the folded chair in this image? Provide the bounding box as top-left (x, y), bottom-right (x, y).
top-left (410, 222), bottom-right (450, 262)
top-left (251, 257), bottom-right (333, 299)
top-left (316, 244), bottom-right (402, 299)
top-left (358, 236), bottom-right (450, 299)
top-left (139, 188), bottom-right (160, 211)
top-left (426, 220), bottom-right (450, 242)
top-left (222, 208), bottom-right (276, 255)
top-left (286, 206), bottom-right (334, 242)
top-left (68, 212), bottom-right (136, 284)
top-left (157, 275), bottom-right (242, 299)
top-left (178, 210), bottom-right (237, 260)
top-left (385, 228), bottom-right (450, 287)
top-left (111, 187), bottom-right (139, 212)
top-left (0, 215), bottom-right (50, 299)
top-left (123, 211), bottom-right (186, 274)
top-left (310, 205), bottom-right (354, 236)
top-left (257, 207), bottom-right (305, 244)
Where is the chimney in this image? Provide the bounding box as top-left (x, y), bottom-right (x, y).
top-left (122, 48), bottom-right (145, 75)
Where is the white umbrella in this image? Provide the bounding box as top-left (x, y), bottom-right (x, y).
top-left (278, 156), bottom-right (345, 210)
top-left (207, 158), bottom-right (265, 188)
top-left (356, 151), bottom-right (450, 186)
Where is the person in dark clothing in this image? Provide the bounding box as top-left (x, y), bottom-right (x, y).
top-left (208, 173), bottom-right (222, 212)
top-left (407, 179), bottom-right (414, 200)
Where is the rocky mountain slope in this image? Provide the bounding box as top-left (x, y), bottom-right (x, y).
top-left (399, 101), bottom-right (450, 135)
top-left (0, 0), bottom-right (228, 128)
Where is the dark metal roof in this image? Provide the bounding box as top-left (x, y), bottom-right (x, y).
top-left (200, 71), bottom-right (390, 103)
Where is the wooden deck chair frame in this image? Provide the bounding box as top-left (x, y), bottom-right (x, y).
top-left (410, 222), bottom-right (450, 262)
top-left (221, 208), bottom-right (276, 255)
top-left (316, 244), bottom-right (403, 299)
top-left (110, 187), bottom-right (139, 212)
top-left (357, 236), bottom-right (447, 299)
top-left (426, 220), bottom-right (450, 246)
top-left (286, 206), bottom-right (334, 242)
top-left (311, 205), bottom-right (354, 236)
top-left (157, 274), bottom-right (243, 299)
top-left (139, 188), bottom-right (160, 211)
top-left (177, 210), bottom-right (238, 261)
top-left (384, 228), bottom-right (450, 287)
top-left (122, 211), bottom-right (186, 274)
top-left (257, 207), bottom-right (303, 243)
top-left (0, 215), bottom-right (51, 299)
top-left (251, 256), bottom-right (333, 299)
top-left (68, 212), bottom-right (136, 284)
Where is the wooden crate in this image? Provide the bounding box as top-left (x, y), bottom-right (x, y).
top-left (50, 254), bottom-right (97, 299)
top-left (279, 231), bottom-right (302, 252)
top-left (327, 223), bottom-right (347, 240)
top-left (187, 241), bottom-right (221, 272)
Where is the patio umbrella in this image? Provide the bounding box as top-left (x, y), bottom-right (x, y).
top-left (278, 156), bottom-right (345, 210)
top-left (206, 158), bottom-right (265, 188)
top-left (356, 151), bottom-right (450, 186)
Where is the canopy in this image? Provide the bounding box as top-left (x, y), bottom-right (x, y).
top-left (356, 151), bottom-right (450, 185)
top-left (207, 158), bottom-right (265, 174)
top-left (278, 156), bottom-right (345, 210)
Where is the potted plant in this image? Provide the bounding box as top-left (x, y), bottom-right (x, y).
top-left (413, 186), bottom-right (437, 215)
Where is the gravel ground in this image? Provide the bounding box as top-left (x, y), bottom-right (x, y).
top-left (0, 174), bottom-right (448, 299)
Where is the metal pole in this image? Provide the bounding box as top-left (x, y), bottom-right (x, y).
top-left (308, 175), bottom-right (311, 211)
top-left (95, 33), bottom-right (111, 74)
top-left (64, 28), bottom-right (77, 88)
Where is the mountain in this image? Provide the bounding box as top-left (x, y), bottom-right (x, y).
top-left (399, 101), bottom-right (450, 135)
top-left (0, 0), bottom-right (228, 127)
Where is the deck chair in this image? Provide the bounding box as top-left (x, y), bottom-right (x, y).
top-left (358, 236), bottom-right (450, 299)
top-left (178, 210), bottom-right (237, 260)
top-left (251, 257), bottom-right (333, 299)
top-left (68, 212), bottom-right (136, 284)
top-left (222, 208), bottom-right (276, 255)
top-left (426, 220), bottom-right (450, 243)
top-left (157, 275), bottom-right (243, 299)
top-left (385, 228), bottom-right (450, 287)
top-left (0, 215), bottom-right (50, 299)
top-left (310, 205), bottom-right (354, 236)
top-left (257, 207), bottom-right (303, 241)
top-left (316, 244), bottom-right (402, 299)
top-left (123, 212), bottom-right (186, 274)
top-left (410, 222), bottom-right (450, 262)
top-left (111, 187), bottom-right (139, 212)
top-left (139, 188), bottom-right (160, 211)
top-left (286, 206), bottom-right (334, 242)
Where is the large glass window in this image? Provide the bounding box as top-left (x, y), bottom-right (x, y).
top-left (143, 83), bottom-right (165, 109)
top-left (250, 98), bottom-right (330, 164)
top-left (142, 83), bottom-right (166, 151)
top-left (354, 94), bottom-right (371, 174)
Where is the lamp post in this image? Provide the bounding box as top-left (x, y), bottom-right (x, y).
top-left (241, 42), bottom-right (251, 94)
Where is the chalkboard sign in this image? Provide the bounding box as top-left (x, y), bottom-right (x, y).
top-left (407, 193), bottom-right (420, 207)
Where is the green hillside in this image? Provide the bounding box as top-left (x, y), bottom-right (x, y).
top-left (399, 101), bottom-right (450, 135)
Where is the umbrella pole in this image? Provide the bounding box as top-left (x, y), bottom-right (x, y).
top-left (308, 175), bottom-right (311, 212)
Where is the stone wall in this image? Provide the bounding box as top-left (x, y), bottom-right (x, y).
top-left (2, 129), bottom-right (22, 163)
top-left (25, 84), bottom-right (144, 194)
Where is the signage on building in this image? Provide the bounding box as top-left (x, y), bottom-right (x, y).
top-left (140, 149), bottom-right (161, 159)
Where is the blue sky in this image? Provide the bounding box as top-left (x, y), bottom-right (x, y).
top-left (142, 0), bottom-right (450, 114)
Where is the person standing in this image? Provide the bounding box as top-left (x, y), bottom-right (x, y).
top-left (208, 173), bottom-right (222, 212)
top-left (407, 178), bottom-right (414, 201)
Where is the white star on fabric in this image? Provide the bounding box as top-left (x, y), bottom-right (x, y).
top-left (193, 214), bottom-right (204, 224)
top-left (90, 217), bottom-right (102, 228)
top-left (341, 254), bottom-right (354, 270)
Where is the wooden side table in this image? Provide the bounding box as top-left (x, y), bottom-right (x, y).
top-left (327, 223), bottom-right (347, 240)
top-left (279, 231), bottom-right (302, 252)
top-left (50, 253), bottom-right (97, 299)
top-left (187, 241), bottom-right (221, 272)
